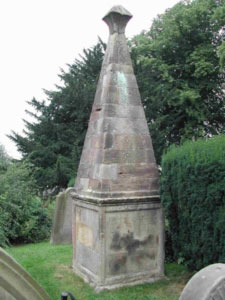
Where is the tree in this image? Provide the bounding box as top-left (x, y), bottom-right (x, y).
top-left (131, 0), bottom-right (225, 163)
top-left (9, 40), bottom-right (105, 191)
top-left (218, 41), bottom-right (225, 70)
top-left (0, 144), bottom-right (10, 174)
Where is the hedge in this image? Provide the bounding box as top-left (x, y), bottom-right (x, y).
top-left (160, 135), bottom-right (225, 270)
top-left (0, 161), bottom-right (52, 247)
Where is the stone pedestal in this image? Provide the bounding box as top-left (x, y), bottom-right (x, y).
top-left (72, 5), bottom-right (165, 291)
top-left (72, 197), bottom-right (164, 291)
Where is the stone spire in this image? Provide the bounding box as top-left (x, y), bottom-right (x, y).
top-left (74, 5), bottom-right (159, 202)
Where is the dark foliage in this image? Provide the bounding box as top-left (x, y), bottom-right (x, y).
top-left (9, 41), bottom-right (105, 191)
top-left (160, 135), bottom-right (225, 270)
top-left (0, 161), bottom-right (52, 247)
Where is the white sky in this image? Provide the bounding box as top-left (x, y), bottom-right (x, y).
top-left (0, 0), bottom-right (179, 159)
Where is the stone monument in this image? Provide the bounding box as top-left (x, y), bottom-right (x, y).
top-left (71, 5), bottom-right (164, 291)
top-left (180, 263), bottom-right (225, 300)
top-left (50, 188), bottom-right (73, 244)
top-left (0, 247), bottom-right (50, 300)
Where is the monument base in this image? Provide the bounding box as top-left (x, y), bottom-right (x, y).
top-left (72, 196), bottom-right (165, 292)
top-left (74, 264), bottom-right (164, 292)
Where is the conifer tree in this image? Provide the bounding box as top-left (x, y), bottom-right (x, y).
top-left (9, 41), bottom-right (105, 190)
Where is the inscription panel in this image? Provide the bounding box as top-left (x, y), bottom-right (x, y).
top-left (77, 222), bottom-right (93, 248)
top-left (75, 206), bottom-right (100, 275)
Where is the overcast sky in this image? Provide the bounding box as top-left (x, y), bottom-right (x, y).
top-left (0, 0), bottom-right (179, 159)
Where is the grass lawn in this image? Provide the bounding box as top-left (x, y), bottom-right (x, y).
top-left (6, 242), bottom-right (193, 300)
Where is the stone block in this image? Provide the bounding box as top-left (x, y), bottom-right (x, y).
top-left (103, 149), bottom-right (155, 164)
top-left (103, 72), bottom-right (138, 89)
top-left (94, 85), bottom-right (142, 106)
top-left (50, 188), bottom-right (73, 245)
top-left (88, 117), bottom-right (150, 135)
top-left (118, 163), bottom-right (159, 178)
top-left (106, 63), bottom-right (133, 74)
top-left (114, 135), bottom-right (153, 150)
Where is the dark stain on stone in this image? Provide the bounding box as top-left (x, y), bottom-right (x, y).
top-left (96, 108), bottom-right (102, 111)
top-left (111, 232), bottom-right (153, 255)
top-left (111, 232), bottom-right (121, 250)
top-left (137, 250), bottom-right (156, 260)
top-left (110, 254), bottom-right (127, 274)
top-left (111, 260), bottom-right (120, 273)
top-left (135, 250), bottom-right (156, 262)
top-left (104, 133), bottom-right (113, 149)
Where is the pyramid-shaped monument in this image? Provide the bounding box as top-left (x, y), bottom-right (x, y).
top-left (72, 6), bottom-right (164, 291)
top-left (74, 6), bottom-right (159, 201)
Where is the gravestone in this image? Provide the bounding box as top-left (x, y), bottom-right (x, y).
top-left (0, 247), bottom-right (50, 300)
top-left (180, 263), bottom-right (225, 300)
top-left (50, 188), bottom-right (74, 244)
top-left (71, 5), bottom-right (165, 291)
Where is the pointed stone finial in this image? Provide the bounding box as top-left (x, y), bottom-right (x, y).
top-left (103, 5), bottom-right (133, 34)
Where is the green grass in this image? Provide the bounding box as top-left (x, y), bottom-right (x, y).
top-left (6, 242), bottom-right (193, 300)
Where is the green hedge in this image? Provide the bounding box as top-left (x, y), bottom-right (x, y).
top-left (0, 161), bottom-right (52, 247)
top-left (161, 135), bottom-right (225, 270)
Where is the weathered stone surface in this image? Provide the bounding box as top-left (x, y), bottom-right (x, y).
top-left (0, 287), bottom-right (16, 300)
top-left (0, 247), bottom-right (50, 300)
top-left (72, 199), bottom-right (164, 292)
top-left (74, 5), bottom-right (159, 200)
top-left (179, 263), bottom-right (225, 300)
top-left (94, 86), bottom-right (142, 106)
top-left (72, 5), bottom-right (165, 291)
top-left (50, 188), bottom-right (73, 244)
